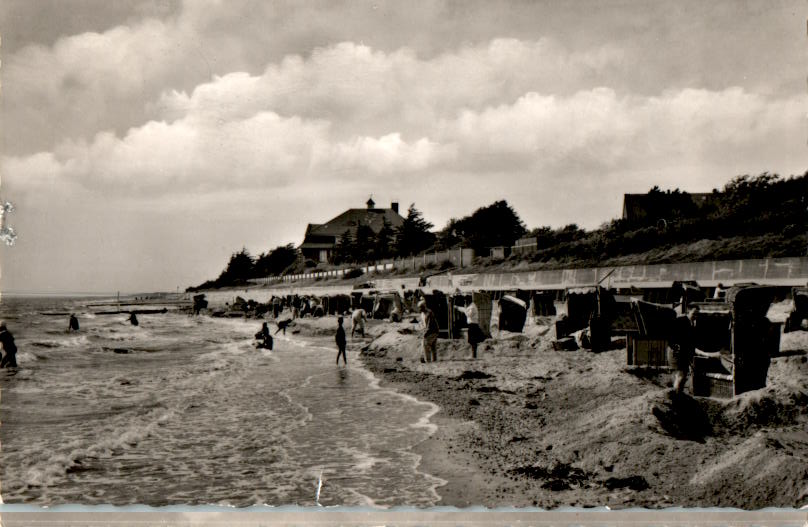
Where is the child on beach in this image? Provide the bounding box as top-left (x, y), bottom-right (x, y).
top-left (351, 308), bottom-right (366, 338)
top-left (335, 317), bottom-right (347, 366)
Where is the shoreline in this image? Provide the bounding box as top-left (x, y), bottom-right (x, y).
top-left (286, 313), bottom-right (808, 509)
top-left (282, 317), bottom-right (523, 506)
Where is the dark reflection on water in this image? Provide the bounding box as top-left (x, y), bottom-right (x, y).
top-left (336, 367), bottom-right (349, 386)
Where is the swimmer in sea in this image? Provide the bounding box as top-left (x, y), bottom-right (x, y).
top-left (255, 322), bottom-right (273, 350)
top-left (0, 321), bottom-right (18, 368)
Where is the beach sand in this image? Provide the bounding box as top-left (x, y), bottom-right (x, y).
top-left (285, 309), bottom-right (808, 509)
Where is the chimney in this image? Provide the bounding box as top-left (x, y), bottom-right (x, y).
top-left (366, 196), bottom-right (375, 209)
top-left (391, 202), bottom-right (399, 214)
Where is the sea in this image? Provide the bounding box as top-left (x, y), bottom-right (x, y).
top-left (0, 295), bottom-right (444, 507)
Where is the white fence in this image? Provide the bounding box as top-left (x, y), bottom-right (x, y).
top-left (248, 248), bottom-right (476, 285)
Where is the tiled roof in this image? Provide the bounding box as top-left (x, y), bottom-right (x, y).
top-left (308, 208), bottom-right (404, 237)
top-left (622, 192), bottom-right (717, 221)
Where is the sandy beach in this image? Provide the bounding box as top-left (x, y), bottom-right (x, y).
top-left (287, 310), bottom-right (808, 509)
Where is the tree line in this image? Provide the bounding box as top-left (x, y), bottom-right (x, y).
top-left (189, 171), bottom-right (807, 291)
top-left (189, 244), bottom-right (299, 291)
top-left (519, 172), bottom-right (807, 267)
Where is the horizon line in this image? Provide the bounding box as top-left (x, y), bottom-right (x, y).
top-left (0, 290), bottom-right (179, 298)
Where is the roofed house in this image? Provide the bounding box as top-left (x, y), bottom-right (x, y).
top-left (622, 190), bottom-right (716, 224)
top-left (300, 198), bottom-right (405, 263)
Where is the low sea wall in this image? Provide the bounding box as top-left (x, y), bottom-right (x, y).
top-left (429, 256), bottom-right (808, 291)
top-left (204, 256), bottom-right (808, 307)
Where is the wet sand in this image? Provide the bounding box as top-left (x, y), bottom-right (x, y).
top-left (286, 310), bottom-right (808, 509)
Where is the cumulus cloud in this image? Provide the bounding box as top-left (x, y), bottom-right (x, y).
top-left (6, 68), bottom-right (802, 208)
top-left (4, 29), bottom-right (805, 236)
top-left (3, 17), bottom-right (206, 155)
top-left (316, 134), bottom-right (457, 174)
top-left (6, 8), bottom-right (624, 155)
top-left (440, 87), bottom-right (805, 181)
top-left (159, 39), bottom-right (625, 134)
top-left (12, 27), bottom-right (799, 201)
top-left (4, 112), bottom-right (332, 195)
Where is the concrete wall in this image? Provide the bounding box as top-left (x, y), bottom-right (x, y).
top-left (221, 256), bottom-right (808, 308)
top-left (427, 257), bottom-right (808, 291)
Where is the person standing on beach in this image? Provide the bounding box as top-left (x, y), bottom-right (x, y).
top-left (335, 317), bottom-right (347, 366)
top-left (291, 297), bottom-right (300, 320)
top-left (465, 300), bottom-right (484, 359)
top-left (419, 300), bottom-right (439, 363)
top-left (668, 306), bottom-right (699, 394)
top-left (351, 308), bottom-right (366, 338)
top-left (292, 295), bottom-right (301, 319)
top-left (0, 321), bottom-right (18, 368)
top-left (68, 314), bottom-right (80, 332)
top-left (129, 313), bottom-right (139, 326)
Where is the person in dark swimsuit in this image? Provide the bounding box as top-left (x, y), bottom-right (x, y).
top-left (335, 317), bottom-right (347, 366)
top-left (0, 321), bottom-right (18, 368)
top-left (255, 322), bottom-right (273, 350)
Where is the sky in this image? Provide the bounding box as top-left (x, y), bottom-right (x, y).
top-left (0, 0), bottom-right (806, 294)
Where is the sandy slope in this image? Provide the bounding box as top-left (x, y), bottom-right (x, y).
top-left (288, 314), bottom-right (808, 509)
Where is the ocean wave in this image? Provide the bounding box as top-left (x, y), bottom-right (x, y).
top-left (29, 341), bottom-right (59, 348)
top-left (14, 350), bottom-right (41, 364)
top-left (30, 334), bottom-right (90, 349)
top-left (20, 404), bottom-right (179, 489)
top-left (1, 298), bottom-right (448, 506)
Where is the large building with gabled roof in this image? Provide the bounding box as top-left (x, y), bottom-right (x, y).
top-left (622, 191), bottom-right (716, 223)
top-left (299, 197), bottom-right (405, 262)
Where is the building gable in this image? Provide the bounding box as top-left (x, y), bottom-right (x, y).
top-left (299, 200), bottom-right (405, 261)
top-left (622, 191), bottom-right (716, 223)
top-left (309, 207), bottom-right (404, 237)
